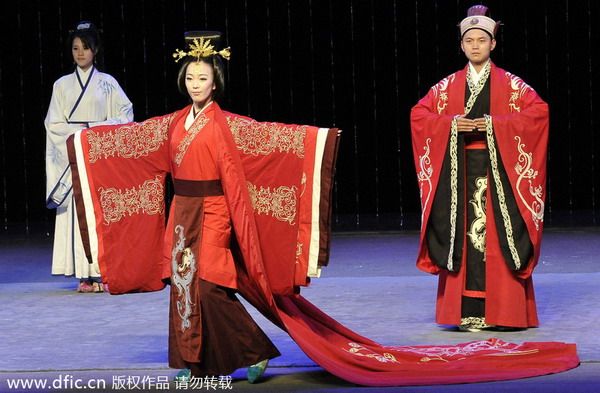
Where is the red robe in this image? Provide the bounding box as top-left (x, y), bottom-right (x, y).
top-left (411, 63), bottom-right (548, 327)
top-left (68, 102), bottom-right (577, 386)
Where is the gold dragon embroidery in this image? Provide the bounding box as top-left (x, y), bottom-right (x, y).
top-left (171, 225), bottom-right (196, 332)
top-left (468, 177), bottom-right (488, 254)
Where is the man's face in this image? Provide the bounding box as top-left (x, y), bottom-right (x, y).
top-left (461, 29), bottom-right (496, 67)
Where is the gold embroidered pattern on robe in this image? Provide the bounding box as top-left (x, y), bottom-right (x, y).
top-left (432, 73), bottom-right (455, 115)
top-left (87, 116), bottom-right (171, 163)
top-left (417, 138), bottom-right (433, 224)
top-left (98, 175), bottom-right (165, 225)
top-left (485, 115), bottom-right (521, 268)
top-left (468, 176), bottom-right (488, 254)
top-left (514, 136), bottom-right (544, 230)
top-left (227, 116), bottom-right (306, 158)
top-left (344, 343), bottom-right (400, 364)
top-left (171, 225), bottom-right (196, 332)
top-left (342, 340), bottom-right (540, 365)
top-left (247, 181), bottom-right (298, 225)
top-left (174, 113), bottom-right (210, 166)
top-left (447, 117), bottom-right (460, 271)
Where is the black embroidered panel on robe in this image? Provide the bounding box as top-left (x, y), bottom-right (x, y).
top-left (425, 77), bottom-right (490, 271)
top-left (425, 135), bottom-right (465, 271)
top-left (487, 139), bottom-right (534, 270)
top-left (425, 75), bottom-right (533, 272)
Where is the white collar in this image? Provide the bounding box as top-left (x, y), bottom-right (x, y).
top-left (468, 60), bottom-right (490, 86)
top-left (76, 66), bottom-right (94, 84)
top-left (184, 101), bottom-right (213, 130)
top-left (77, 66), bottom-right (92, 74)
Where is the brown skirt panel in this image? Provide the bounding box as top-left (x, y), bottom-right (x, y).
top-left (169, 279), bottom-right (280, 376)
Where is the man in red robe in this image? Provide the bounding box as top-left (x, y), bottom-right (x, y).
top-left (411, 5), bottom-right (549, 331)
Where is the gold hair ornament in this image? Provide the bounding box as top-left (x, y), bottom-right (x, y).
top-left (172, 37), bottom-right (231, 62)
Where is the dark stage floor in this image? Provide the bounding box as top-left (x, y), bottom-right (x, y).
top-left (1, 228), bottom-right (599, 392)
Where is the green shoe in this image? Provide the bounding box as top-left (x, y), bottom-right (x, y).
top-left (173, 369), bottom-right (191, 382)
top-left (246, 359), bottom-right (268, 383)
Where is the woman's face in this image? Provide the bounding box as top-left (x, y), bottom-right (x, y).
top-left (185, 61), bottom-right (215, 112)
top-left (72, 37), bottom-right (95, 71)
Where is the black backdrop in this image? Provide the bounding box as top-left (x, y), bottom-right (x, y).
top-left (1, 0), bottom-right (599, 237)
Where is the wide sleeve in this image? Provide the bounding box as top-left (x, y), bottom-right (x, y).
top-left (45, 80), bottom-right (86, 207)
top-left (489, 74), bottom-right (549, 278)
top-left (67, 113), bottom-right (175, 293)
top-left (88, 74), bottom-right (134, 127)
top-left (409, 77), bottom-right (459, 274)
top-left (216, 109), bottom-right (340, 296)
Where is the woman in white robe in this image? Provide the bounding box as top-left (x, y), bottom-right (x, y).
top-left (45, 21), bottom-right (133, 292)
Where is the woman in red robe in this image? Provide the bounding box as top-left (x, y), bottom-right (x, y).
top-left (165, 33), bottom-right (282, 381)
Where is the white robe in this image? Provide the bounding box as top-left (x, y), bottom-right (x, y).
top-left (45, 66), bottom-right (133, 278)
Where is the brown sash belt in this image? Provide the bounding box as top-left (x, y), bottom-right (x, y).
top-left (173, 178), bottom-right (224, 197)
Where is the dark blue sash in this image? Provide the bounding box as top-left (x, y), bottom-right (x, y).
top-left (67, 66), bottom-right (95, 122)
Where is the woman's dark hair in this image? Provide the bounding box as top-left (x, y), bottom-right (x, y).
top-left (176, 55), bottom-right (225, 102)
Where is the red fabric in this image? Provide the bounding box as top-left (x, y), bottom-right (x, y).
top-left (68, 102), bottom-right (579, 387)
top-left (68, 115), bottom-right (173, 293)
top-left (273, 296), bottom-right (577, 387)
top-left (410, 63), bottom-right (548, 327)
top-left (164, 105), bottom-right (238, 289)
top-left (219, 110), bottom-right (338, 293)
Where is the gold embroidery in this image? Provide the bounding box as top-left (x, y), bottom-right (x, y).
top-left (344, 343), bottom-right (400, 364)
top-left (486, 115), bottom-right (521, 268)
top-left (174, 113), bottom-right (209, 166)
top-left (171, 226), bottom-right (196, 332)
top-left (465, 62), bottom-right (491, 114)
top-left (505, 73), bottom-right (544, 230)
top-left (343, 340), bottom-right (541, 364)
top-left (468, 176), bottom-right (488, 254)
top-left (447, 117), bottom-right (459, 271)
top-left (432, 73), bottom-right (455, 114)
top-left (247, 181), bottom-right (298, 225)
top-left (439, 65), bottom-right (488, 270)
top-left (393, 340), bottom-right (539, 359)
top-left (295, 242), bottom-right (303, 264)
top-left (87, 116), bottom-right (171, 163)
top-left (99, 176), bottom-right (165, 226)
top-left (299, 172), bottom-right (307, 197)
top-left (460, 317), bottom-right (493, 330)
top-left (506, 71), bottom-right (533, 113)
top-left (514, 136), bottom-right (544, 230)
top-left (417, 138), bottom-right (433, 226)
top-left (342, 339), bottom-right (539, 363)
top-left (226, 116), bottom-right (306, 157)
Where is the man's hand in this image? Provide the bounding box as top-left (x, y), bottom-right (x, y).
top-left (456, 115), bottom-right (477, 132)
top-left (473, 117), bottom-right (488, 131)
top-left (456, 115), bottom-right (489, 132)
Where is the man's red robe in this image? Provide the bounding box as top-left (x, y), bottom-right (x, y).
top-left (411, 62), bottom-right (548, 327)
top-left (68, 102), bottom-right (578, 386)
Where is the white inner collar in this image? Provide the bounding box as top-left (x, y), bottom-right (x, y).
top-left (468, 60), bottom-right (490, 86)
